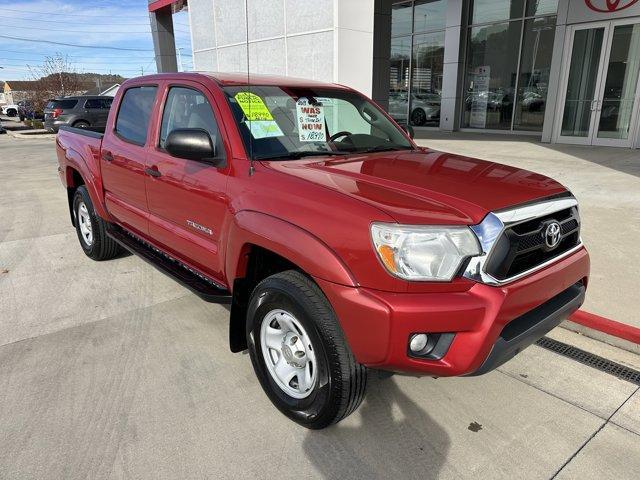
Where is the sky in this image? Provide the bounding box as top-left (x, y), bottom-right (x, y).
top-left (0, 0), bottom-right (193, 81)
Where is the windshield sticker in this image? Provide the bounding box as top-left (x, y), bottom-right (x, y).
top-left (234, 91), bottom-right (283, 139)
top-left (296, 98), bottom-right (326, 142)
top-left (247, 121), bottom-right (283, 139)
top-left (234, 92), bottom-right (273, 121)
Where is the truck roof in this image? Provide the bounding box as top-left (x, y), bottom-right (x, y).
top-left (125, 72), bottom-right (347, 89)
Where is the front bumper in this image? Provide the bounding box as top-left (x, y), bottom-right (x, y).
top-left (317, 246), bottom-right (589, 376)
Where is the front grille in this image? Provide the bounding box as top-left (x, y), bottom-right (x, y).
top-left (485, 206), bottom-right (581, 281)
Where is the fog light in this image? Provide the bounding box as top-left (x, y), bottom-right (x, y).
top-left (409, 334), bottom-right (429, 353)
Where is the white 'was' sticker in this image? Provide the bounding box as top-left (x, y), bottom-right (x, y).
top-left (296, 98), bottom-right (326, 142)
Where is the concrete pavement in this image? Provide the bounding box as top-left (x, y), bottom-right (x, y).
top-left (0, 134), bottom-right (638, 479)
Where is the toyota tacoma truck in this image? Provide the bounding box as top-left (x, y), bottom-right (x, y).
top-left (56, 73), bottom-right (589, 429)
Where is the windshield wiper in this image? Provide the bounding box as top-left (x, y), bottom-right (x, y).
top-left (357, 144), bottom-right (414, 154)
top-left (255, 150), bottom-right (349, 161)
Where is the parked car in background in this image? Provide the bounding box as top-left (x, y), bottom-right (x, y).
top-left (44, 96), bottom-right (113, 132)
top-left (388, 91), bottom-right (441, 127)
top-left (1, 104), bottom-right (19, 117)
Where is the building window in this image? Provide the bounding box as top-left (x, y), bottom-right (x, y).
top-left (462, 0), bottom-right (558, 131)
top-left (389, 0), bottom-right (447, 127)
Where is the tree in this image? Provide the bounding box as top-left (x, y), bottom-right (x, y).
top-left (27, 53), bottom-right (84, 111)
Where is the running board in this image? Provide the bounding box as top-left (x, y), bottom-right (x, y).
top-left (106, 224), bottom-right (232, 304)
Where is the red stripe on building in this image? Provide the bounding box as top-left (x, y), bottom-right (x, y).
top-left (148, 0), bottom-right (177, 12)
top-left (569, 310), bottom-right (640, 345)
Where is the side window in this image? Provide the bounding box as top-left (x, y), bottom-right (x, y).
top-left (115, 86), bottom-right (158, 145)
top-left (160, 86), bottom-right (221, 152)
top-left (86, 98), bottom-right (112, 109)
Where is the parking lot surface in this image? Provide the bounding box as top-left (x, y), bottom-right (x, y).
top-left (0, 132), bottom-right (638, 479)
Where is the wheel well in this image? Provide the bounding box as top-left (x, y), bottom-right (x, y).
top-left (73, 119), bottom-right (90, 126)
top-left (229, 245), bottom-right (300, 352)
top-left (66, 168), bottom-right (85, 226)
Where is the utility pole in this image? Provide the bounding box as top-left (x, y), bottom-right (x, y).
top-left (176, 47), bottom-right (184, 72)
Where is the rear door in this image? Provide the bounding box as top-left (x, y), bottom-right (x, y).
top-left (84, 97), bottom-right (113, 128)
top-left (145, 82), bottom-right (231, 281)
top-left (101, 85), bottom-right (159, 235)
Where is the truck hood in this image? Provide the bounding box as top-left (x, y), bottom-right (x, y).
top-left (263, 149), bottom-right (567, 225)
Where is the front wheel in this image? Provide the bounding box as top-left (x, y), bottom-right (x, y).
top-left (246, 270), bottom-right (367, 429)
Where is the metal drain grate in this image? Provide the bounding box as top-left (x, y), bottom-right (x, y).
top-left (536, 337), bottom-right (640, 386)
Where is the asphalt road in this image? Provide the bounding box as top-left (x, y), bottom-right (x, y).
top-left (0, 131), bottom-right (638, 479)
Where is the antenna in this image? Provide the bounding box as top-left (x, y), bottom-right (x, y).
top-left (245, 0), bottom-right (255, 176)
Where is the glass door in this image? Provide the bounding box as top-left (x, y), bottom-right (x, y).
top-left (557, 24), bottom-right (608, 145)
top-left (593, 22), bottom-right (640, 147)
top-left (557, 20), bottom-right (640, 147)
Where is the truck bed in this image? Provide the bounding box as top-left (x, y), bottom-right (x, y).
top-left (58, 125), bottom-right (105, 139)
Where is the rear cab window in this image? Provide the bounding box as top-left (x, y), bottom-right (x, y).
top-left (115, 86), bottom-right (158, 145)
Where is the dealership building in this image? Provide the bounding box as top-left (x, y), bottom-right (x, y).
top-left (149, 0), bottom-right (640, 148)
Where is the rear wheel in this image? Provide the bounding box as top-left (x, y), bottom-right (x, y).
top-left (73, 120), bottom-right (90, 129)
top-left (6, 108), bottom-right (17, 117)
top-left (73, 186), bottom-right (122, 261)
top-left (246, 270), bottom-right (367, 429)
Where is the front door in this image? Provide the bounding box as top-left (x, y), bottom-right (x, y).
top-left (145, 83), bottom-right (230, 282)
top-left (557, 20), bottom-right (640, 147)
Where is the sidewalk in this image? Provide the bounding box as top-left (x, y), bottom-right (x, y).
top-left (414, 132), bottom-right (640, 352)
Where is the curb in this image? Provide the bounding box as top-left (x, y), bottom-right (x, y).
top-left (562, 310), bottom-right (640, 355)
top-left (6, 129), bottom-right (56, 140)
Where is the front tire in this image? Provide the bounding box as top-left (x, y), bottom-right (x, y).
top-left (246, 270), bottom-right (367, 429)
top-left (73, 186), bottom-right (122, 261)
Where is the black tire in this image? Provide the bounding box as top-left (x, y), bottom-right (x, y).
top-left (246, 270), bottom-right (367, 429)
top-left (72, 186), bottom-right (122, 261)
top-left (73, 120), bottom-right (90, 129)
top-left (410, 108), bottom-right (426, 126)
top-left (6, 108), bottom-right (17, 117)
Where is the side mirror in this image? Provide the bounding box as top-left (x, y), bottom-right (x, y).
top-left (401, 124), bottom-right (415, 139)
top-left (165, 128), bottom-right (223, 165)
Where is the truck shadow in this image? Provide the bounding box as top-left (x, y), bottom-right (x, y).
top-left (302, 376), bottom-right (450, 479)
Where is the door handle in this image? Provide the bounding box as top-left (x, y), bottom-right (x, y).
top-left (144, 166), bottom-right (162, 178)
top-left (101, 150), bottom-right (113, 162)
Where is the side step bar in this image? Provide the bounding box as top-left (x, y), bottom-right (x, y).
top-left (106, 224), bottom-right (232, 304)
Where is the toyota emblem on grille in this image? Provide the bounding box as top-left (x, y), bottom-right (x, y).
top-left (544, 222), bottom-right (562, 249)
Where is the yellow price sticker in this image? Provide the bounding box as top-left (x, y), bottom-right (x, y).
top-left (234, 92), bottom-right (274, 121)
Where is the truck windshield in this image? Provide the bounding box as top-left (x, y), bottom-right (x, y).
top-left (222, 85), bottom-right (413, 160)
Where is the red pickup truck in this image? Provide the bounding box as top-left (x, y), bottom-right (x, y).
top-left (56, 73), bottom-right (589, 429)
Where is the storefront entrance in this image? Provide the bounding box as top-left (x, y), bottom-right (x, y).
top-left (555, 19), bottom-right (640, 147)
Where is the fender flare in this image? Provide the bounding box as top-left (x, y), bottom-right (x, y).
top-left (64, 147), bottom-right (109, 221)
top-left (225, 210), bottom-right (357, 287)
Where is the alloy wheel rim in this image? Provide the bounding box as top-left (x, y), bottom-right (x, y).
top-left (260, 309), bottom-right (318, 399)
top-left (77, 202), bottom-right (93, 246)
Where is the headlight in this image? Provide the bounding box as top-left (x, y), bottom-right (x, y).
top-left (371, 223), bottom-right (481, 281)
